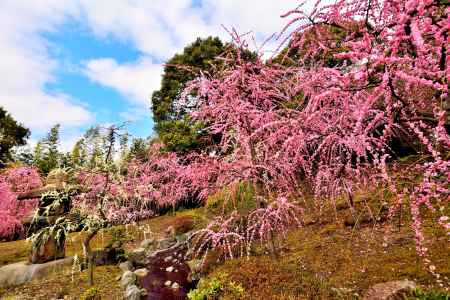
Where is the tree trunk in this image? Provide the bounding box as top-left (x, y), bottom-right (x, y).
top-left (82, 230), bottom-right (98, 286)
top-left (250, 139), bottom-right (278, 259)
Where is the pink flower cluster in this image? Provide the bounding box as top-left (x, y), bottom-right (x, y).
top-left (0, 167), bottom-right (42, 239)
top-left (191, 196), bottom-right (303, 259)
top-left (73, 143), bottom-right (220, 225)
top-left (182, 0), bottom-right (449, 266)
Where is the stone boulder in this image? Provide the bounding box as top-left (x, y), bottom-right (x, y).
top-left (134, 268), bottom-right (149, 278)
top-left (157, 236), bottom-right (177, 250)
top-left (363, 280), bottom-right (417, 300)
top-left (0, 257), bottom-right (74, 288)
top-left (17, 185), bottom-right (61, 200)
top-left (124, 284), bottom-right (146, 300)
top-left (140, 238), bottom-right (157, 251)
top-left (29, 235), bottom-right (65, 264)
top-left (127, 248), bottom-right (149, 267)
top-left (121, 271), bottom-right (137, 288)
top-left (119, 261), bottom-right (133, 272)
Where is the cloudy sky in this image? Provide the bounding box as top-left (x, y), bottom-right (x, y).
top-left (0, 0), bottom-right (302, 150)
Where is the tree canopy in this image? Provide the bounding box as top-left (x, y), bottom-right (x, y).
top-left (33, 124), bottom-right (61, 174)
top-left (151, 36), bottom-right (228, 152)
top-left (0, 107), bottom-right (30, 167)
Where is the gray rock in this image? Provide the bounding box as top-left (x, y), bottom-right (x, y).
top-left (165, 266), bottom-right (174, 272)
top-left (119, 261), bottom-right (133, 272)
top-left (134, 268), bottom-right (149, 278)
top-left (164, 280), bottom-right (172, 287)
top-left (0, 257), bottom-right (74, 288)
top-left (171, 282), bottom-right (180, 289)
top-left (124, 284), bottom-right (141, 300)
top-left (363, 280), bottom-right (417, 300)
top-left (127, 248), bottom-right (148, 266)
top-left (157, 237), bottom-right (177, 249)
top-left (140, 238), bottom-right (156, 250)
top-left (120, 271), bottom-right (137, 288)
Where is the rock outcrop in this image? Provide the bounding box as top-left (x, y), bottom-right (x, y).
top-left (363, 280), bottom-right (417, 300)
top-left (0, 257), bottom-right (74, 288)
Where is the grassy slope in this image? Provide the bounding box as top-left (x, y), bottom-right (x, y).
top-left (0, 209), bottom-right (207, 299)
top-left (197, 198), bottom-right (450, 300)
top-left (0, 194), bottom-right (448, 299)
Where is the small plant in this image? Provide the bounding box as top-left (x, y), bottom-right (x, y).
top-left (107, 227), bottom-right (130, 248)
top-left (29, 217), bottom-right (67, 251)
top-left (188, 272), bottom-right (245, 300)
top-left (80, 287), bottom-right (102, 300)
top-left (405, 288), bottom-right (450, 300)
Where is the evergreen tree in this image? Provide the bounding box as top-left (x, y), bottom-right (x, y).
top-left (13, 146), bottom-right (34, 166)
top-left (0, 107), bottom-right (30, 167)
top-left (71, 139), bottom-right (85, 168)
top-left (33, 124), bottom-right (61, 174)
top-left (151, 37), bottom-right (227, 152)
top-left (129, 137), bottom-right (149, 161)
top-left (83, 126), bottom-right (103, 169)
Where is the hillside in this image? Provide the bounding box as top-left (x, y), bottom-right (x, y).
top-left (1, 190), bottom-right (448, 299)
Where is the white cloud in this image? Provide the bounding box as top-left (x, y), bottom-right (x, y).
top-left (77, 0), bottom-right (301, 59)
top-left (0, 0), bottom-right (92, 136)
top-left (84, 57), bottom-right (162, 106)
top-left (78, 0), bottom-right (302, 109)
top-left (1, 0), bottom-right (315, 149)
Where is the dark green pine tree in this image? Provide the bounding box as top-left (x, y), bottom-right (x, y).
top-left (151, 37), bottom-right (227, 153)
top-left (0, 106), bottom-right (30, 167)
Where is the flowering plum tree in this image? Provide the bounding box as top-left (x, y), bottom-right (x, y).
top-left (120, 142), bottom-right (220, 211)
top-left (182, 0), bottom-right (449, 271)
top-left (0, 167), bottom-right (42, 239)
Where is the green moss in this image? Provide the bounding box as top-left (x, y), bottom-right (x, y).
top-left (406, 288), bottom-right (450, 300)
top-left (80, 287), bottom-right (102, 300)
top-left (0, 239), bottom-right (30, 266)
top-left (188, 272), bottom-right (245, 300)
top-left (201, 204), bottom-right (450, 299)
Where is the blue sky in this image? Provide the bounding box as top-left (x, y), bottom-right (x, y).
top-left (0, 0), bottom-right (301, 151)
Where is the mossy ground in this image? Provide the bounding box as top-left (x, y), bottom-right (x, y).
top-left (0, 209), bottom-right (207, 299)
top-left (0, 190), bottom-right (448, 299)
top-left (198, 200), bottom-right (450, 299)
top-left (0, 265), bottom-right (122, 300)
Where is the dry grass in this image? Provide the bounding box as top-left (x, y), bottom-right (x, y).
top-left (0, 265), bottom-right (122, 300)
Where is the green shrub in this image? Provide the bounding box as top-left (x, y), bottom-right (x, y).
top-left (405, 288), bottom-right (450, 300)
top-left (107, 227), bottom-right (130, 248)
top-left (80, 287), bottom-right (101, 300)
top-left (188, 272), bottom-right (244, 300)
